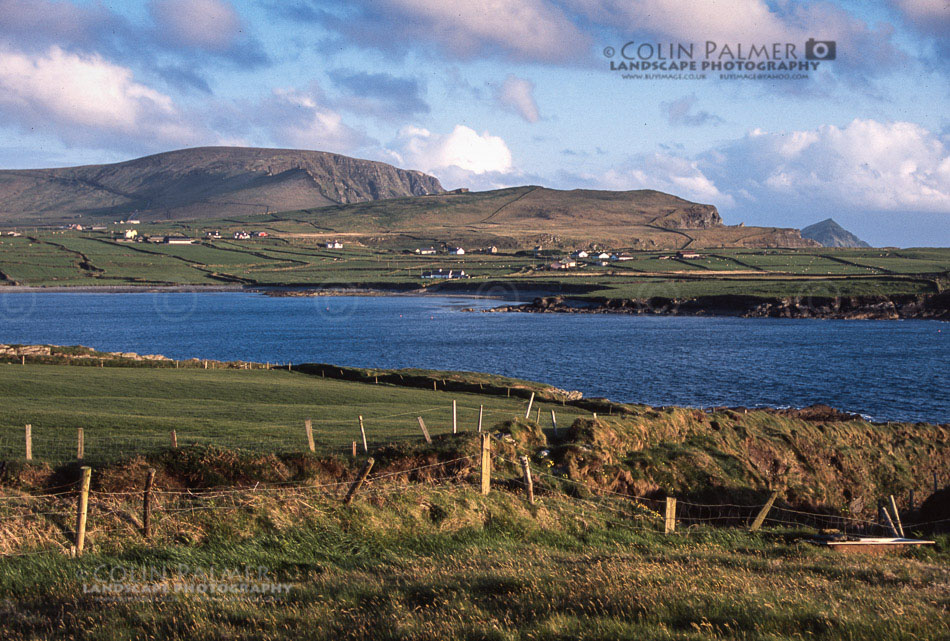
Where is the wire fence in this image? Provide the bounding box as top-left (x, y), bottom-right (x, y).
top-left (2, 420), bottom-right (947, 559)
top-left (0, 402), bottom-right (539, 464)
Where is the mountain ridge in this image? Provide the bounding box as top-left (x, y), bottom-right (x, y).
top-left (0, 146), bottom-right (445, 224)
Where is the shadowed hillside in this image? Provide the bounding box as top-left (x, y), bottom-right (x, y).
top-left (0, 146), bottom-right (444, 225)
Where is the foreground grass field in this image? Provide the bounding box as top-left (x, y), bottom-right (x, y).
top-left (1, 482), bottom-right (948, 640)
top-left (1, 361), bottom-right (948, 639)
top-left (1, 231), bottom-right (947, 300)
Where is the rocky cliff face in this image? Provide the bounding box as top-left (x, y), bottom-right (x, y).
top-left (0, 147), bottom-right (445, 224)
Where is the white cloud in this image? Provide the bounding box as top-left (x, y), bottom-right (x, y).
top-left (723, 119), bottom-right (950, 213)
top-left (323, 0), bottom-right (590, 63)
top-left (261, 88), bottom-right (372, 152)
top-left (393, 125), bottom-right (513, 175)
top-left (149, 0), bottom-right (243, 52)
top-left (495, 74), bottom-right (541, 123)
top-left (0, 46), bottom-right (195, 145)
top-left (603, 153), bottom-right (734, 206)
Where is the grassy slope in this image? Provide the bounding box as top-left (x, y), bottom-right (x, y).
top-left (0, 232), bottom-right (947, 299)
top-left (1, 363), bottom-right (948, 640)
top-left (1, 361), bottom-right (946, 511)
top-left (1, 485), bottom-right (948, 641)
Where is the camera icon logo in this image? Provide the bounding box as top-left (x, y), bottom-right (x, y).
top-left (805, 38), bottom-right (836, 60)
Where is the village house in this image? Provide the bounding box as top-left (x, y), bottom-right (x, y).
top-left (677, 250), bottom-right (702, 259)
top-left (206, 231), bottom-right (221, 239)
top-left (572, 250), bottom-right (589, 259)
top-left (448, 247), bottom-right (465, 255)
top-left (256, 231), bottom-right (268, 237)
top-left (415, 247), bottom-right (437, 255)
top-left (549, 258), bottom-right (577, 270)
top-left (596, 252), bottom-right (611, 260)
top-left (487, 246), bottom-right (498, 254)
top-left (233, 231), bottom-right (251, 240)
top-left (326, 240), bottom-right (344, 249)
top-left (163, 236), bottom-right (195, 245)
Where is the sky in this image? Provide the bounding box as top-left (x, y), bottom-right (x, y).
top-left (0, 0), bottom-right (948, 246)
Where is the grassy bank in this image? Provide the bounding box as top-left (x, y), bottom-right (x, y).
top-left (1, 359), bottom-right (947, 517)
top-left (1, 482), bottom-right (948, 641)
top-left (2, 361), bottom-right (949, 639)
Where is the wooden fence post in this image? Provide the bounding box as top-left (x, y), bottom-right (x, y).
top-left (519, 455), bottom-right (535, 505)
top-left (417, 417), bottom-right (432, 444)
top-left (664, 497), bottom-right (677, 534)
top-left (551, 409), bottom-right (558, 439)
top-left (433, 380), bottom-right (437, 391)
top-left (305, 419), bottom-right (315, 452)
top-left (477, 405), bottom-right (483, 433)
top-left (452, 400), bottom-right (457, 434)
top-left (171, 430), bottom-right (178, 449)
top-left (359, 416), bottom-right (368, 453)
top-left (888, 495), bottom-right (905, 537)
top-left (25, 424), bottom-right (32, 461)
top-left (75, 466), bottom-right (92, 556)
top-left (143, 468), bottom-right (156, 539)
top-left (352, 441), bottom-right (357, 458)
top-left (480, 434), bottom-right (491, 495)
top-left (343, 458), bottom-right (375, 505)
top-left (77, 428), bottom-right (84, 460)
top-left (880, 506), bottom-right (900, 538)
top-left (524, 392), bottom-right (535, 419)
top-left (749, 490), bottom-right (779, 532)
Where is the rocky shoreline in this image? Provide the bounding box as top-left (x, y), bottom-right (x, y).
top-left (477, 292), bottom-right (950, 320)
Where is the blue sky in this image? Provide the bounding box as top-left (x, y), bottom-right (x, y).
top-left (0, 0), bottom-right (947, 246)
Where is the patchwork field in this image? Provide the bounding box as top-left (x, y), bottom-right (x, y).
top-left (0, 231), bottom-right (947, 301)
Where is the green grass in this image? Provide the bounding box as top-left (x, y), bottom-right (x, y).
top-left (1, 231), bottom-right (947, 300)
top-left (0, 363), bottom-right (586, 464)
top-left (0, 484), bottom-right (947, 640)
top-left (0, 362), bottom-right (947, 639)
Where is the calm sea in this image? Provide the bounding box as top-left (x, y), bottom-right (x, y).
top-left (0, 292), bottom-right (946, 424)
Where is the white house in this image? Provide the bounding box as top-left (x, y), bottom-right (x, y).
top-left (164, 236), bottom-right (195, 245)
top-left (596, 252), bottom-right (611, 260)
top-left (326, 241), bottom-right (344, 249)
top-left (573, 250), bottom-right (589, 259)
top-left (123, 229), bottom-right (138, 240)
top-left (415, 247), bottom-right (437, 255)
top-left (449, 247), bottom-right (465, 255)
